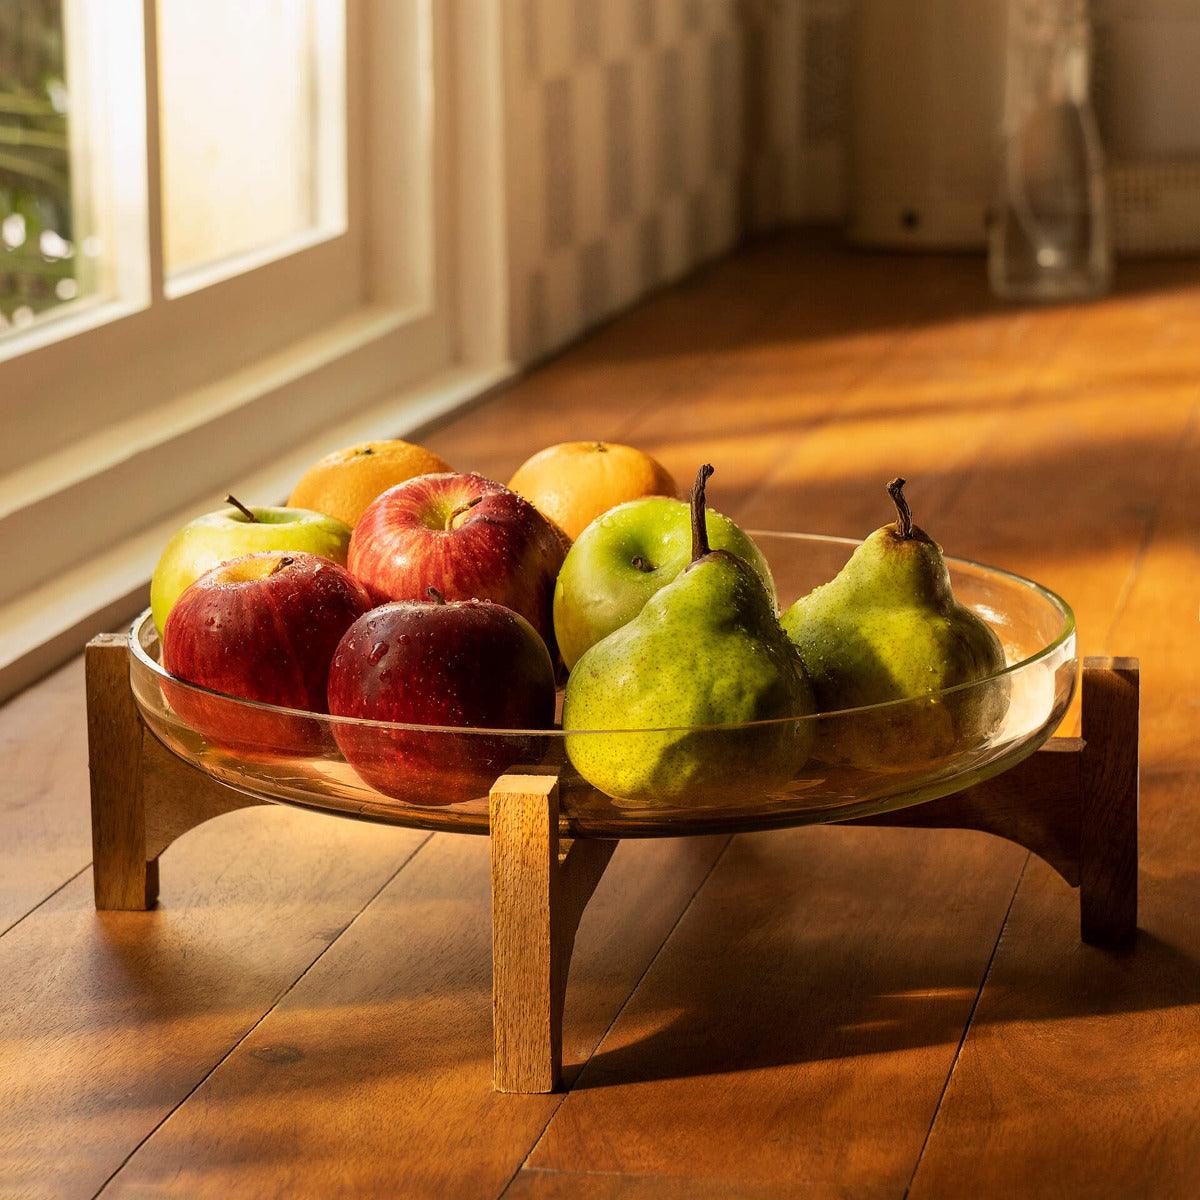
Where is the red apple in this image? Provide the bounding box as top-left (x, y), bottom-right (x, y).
top-left (327, 594), bottom-right (556, 805)
top-left (162, 551), bottom-right (373, 756)
top-left (347, 472), bottom-right (567, 656)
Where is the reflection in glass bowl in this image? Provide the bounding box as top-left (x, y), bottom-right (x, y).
top-left (129, 533), bottom-right (1077, 838)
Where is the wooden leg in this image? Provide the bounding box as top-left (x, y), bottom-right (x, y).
top-left (851, 655), bottom-right (1140, 952)
top-left (87, 635), bottom-right (160, 910)
top-left (85, 633), bottom-right (265, 911)
top-left (489, 773), bottom-right (616, 1093)
top-left (1080, 657), bottom-right (1140, 951)
top-left (846, 739), bottom-right (1084, 886)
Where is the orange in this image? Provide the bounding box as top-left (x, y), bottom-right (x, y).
top-left (288, 440), bottom-right (452, 528)
top-left (508, 441), bottom-right (677, 540)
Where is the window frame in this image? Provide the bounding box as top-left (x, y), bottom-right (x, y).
top-left (0, 0), bottom-right (447, 450)
top-left (0, 0), bottom-right (513, 701)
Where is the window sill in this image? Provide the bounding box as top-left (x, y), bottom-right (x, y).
top-left (0, 360), bottom-right (514, 704)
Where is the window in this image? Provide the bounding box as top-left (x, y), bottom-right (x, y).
top-left (156, 0), bottom-right (347, 290)
top-left (0, 0), bottom-right (92, 329)
top-left (0, 0), bottom-right (509, 698)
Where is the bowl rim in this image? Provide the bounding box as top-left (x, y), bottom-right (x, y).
top-left (130, 530), bottom-right (1077, 736)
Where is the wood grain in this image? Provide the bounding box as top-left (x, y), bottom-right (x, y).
top-left (87, 634), bottom-right (158, 910)
top-left (489, 773), bottom-right (617, 1094)
top-left (490, 774), bottom-right (560, 1092)
top-left (102, 834), bottom-right (728, 1198)
top-left (0, 810), bottom-right (428, 1198)
top-left (519, 250), bottom-right (1196, 1195)
top-left (503, 1167), bottom-right (849, 1199)
top-left (909, 387), bottom-right (1200, 1199)
top-left (526, 824), bottom-right (1027, 1193)
top-left (2, 236), bottom-right (1197, 1197)
top-left (0, 656), bottom-right (92, 933)
top-left (88, 634), bottom-right (269, 911)
top-left (849, 739), bottom-right (1084, 885)
top-left (1079, 658), bottom-right (1140, 948)
top-left (141, 732), bottom-right (265, 861)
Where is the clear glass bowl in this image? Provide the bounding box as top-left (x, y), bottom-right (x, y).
top-left (128, 532), bottom-right (1077, 837)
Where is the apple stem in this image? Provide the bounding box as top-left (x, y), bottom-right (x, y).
top-left (270, 556), bottom-right (294, 576)
top-left (426, 586), bottom-right (447, 605)
top-left (225, 494), bottom-right (257, 523)
top-left (630, 555), bottom-right (654, 573)
top-left (690, 464), bottom-right (715, 564)
top-left (447, 495), bottom-right (483, 530)
top-left (886, 477), bottom-right (914, 539)
top-left (593, 441), bottom-right (607, 453)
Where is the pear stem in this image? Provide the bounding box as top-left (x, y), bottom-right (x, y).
top-left (690, 464), bottom-right (715, 563)
top-left (225, 494), bottom-right (257, 523)
top-left (887, 477), bottom-right (914, 539)
top-left (426, 586), bottom-right (447, 605)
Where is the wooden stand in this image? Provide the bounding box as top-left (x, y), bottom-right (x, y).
top-left (86, 637), bottom-right (1139, 1093)
top-left (489, 775), bottom-right (616, 1092)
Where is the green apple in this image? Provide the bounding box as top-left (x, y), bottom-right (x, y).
top-left (150, 497), bottom-right (352, 633)
top-left (553, 496), bottom-right (776, 669)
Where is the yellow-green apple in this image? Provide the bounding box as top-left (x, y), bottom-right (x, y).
top-left (162, 551), bottom-right (372, 755)
top-left (347, 472), bottom-right (567, 655)
top-left (553, 495), bottom-right (776, 669)
top-left (327, 592), bottom-right (556, 804)
top-left (150, 495), bottom-right (352, 633)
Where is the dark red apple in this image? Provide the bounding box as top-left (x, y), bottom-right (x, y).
top-left (162, 551), bottom-right (373, 756)
top-left (327, 594), bottom-right (556, 805)
top-left (347, 472), bottom-right (567, 656)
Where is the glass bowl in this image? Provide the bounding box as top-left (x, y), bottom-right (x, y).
top-left (128, 532), bottom-right (1077, 837)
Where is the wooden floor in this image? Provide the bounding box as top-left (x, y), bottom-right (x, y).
top-left (4, 234), bottom-right (1199, 1198)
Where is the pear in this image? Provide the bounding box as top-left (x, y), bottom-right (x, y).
top-left (781, 478), bottom-right (1009, 771)
top-left (563, 465), bottom-right (815, 806)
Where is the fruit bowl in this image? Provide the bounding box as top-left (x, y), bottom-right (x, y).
top-left (128, 532), bottom-right (1077, 838)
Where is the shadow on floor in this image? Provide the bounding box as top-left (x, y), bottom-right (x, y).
top-left (569, 924), bottom-right (1200, 1091)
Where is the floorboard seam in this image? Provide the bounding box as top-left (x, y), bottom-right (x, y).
top-left (495, 835), bottom-right (735, 1200)
top-left (0, 860), bottom-right (91, 940)
top-left (1104, 392), bottom-right (1199, 648)
top-left (899, 372), bottom-right (1196, 1198)
top-left (89, 831), bottom-right (435, 1199)
top-left (901, 852), bottom-right (1030, 1199)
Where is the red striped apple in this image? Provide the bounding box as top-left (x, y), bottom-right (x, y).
top-left (151, 495), bottom-right (351, 634)
top-left (347, 472), bottom-right (567, 656)
top-left (162, 551), bottom-right (373, 756)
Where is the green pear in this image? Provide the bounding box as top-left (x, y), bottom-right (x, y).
top-left (781, 478), bottom-right (1009, 771)
top-left (563, 465), bottom-right (814, 806)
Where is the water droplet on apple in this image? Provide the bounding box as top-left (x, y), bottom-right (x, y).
top-left (369, 641), bottom-right (388, 663)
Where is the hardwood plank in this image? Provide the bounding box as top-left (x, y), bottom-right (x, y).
top-left (526, 826), bottom-right (1025, 1192)
top-left (0, 808), bottom-right (427, 1198)
top-left (621, 246), bottom-right (1035, 520)
top-left (507, 247), bottom-right (1087, 1195)
top-left (421, 240), bottom-right (815, 486)
top-left (101, 835), bottom-right (727, 1198)
top-left (909, 395), bottom-right (1200, 1198)
top-left (523, 265), bottom-right (1200, 1193)
top-left (0, 657), bottom-right (93, 934)
top-left (504, 1166), bottom-right (885, 1199)
top-left (3, 240), bottom-right (1198, 1198)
